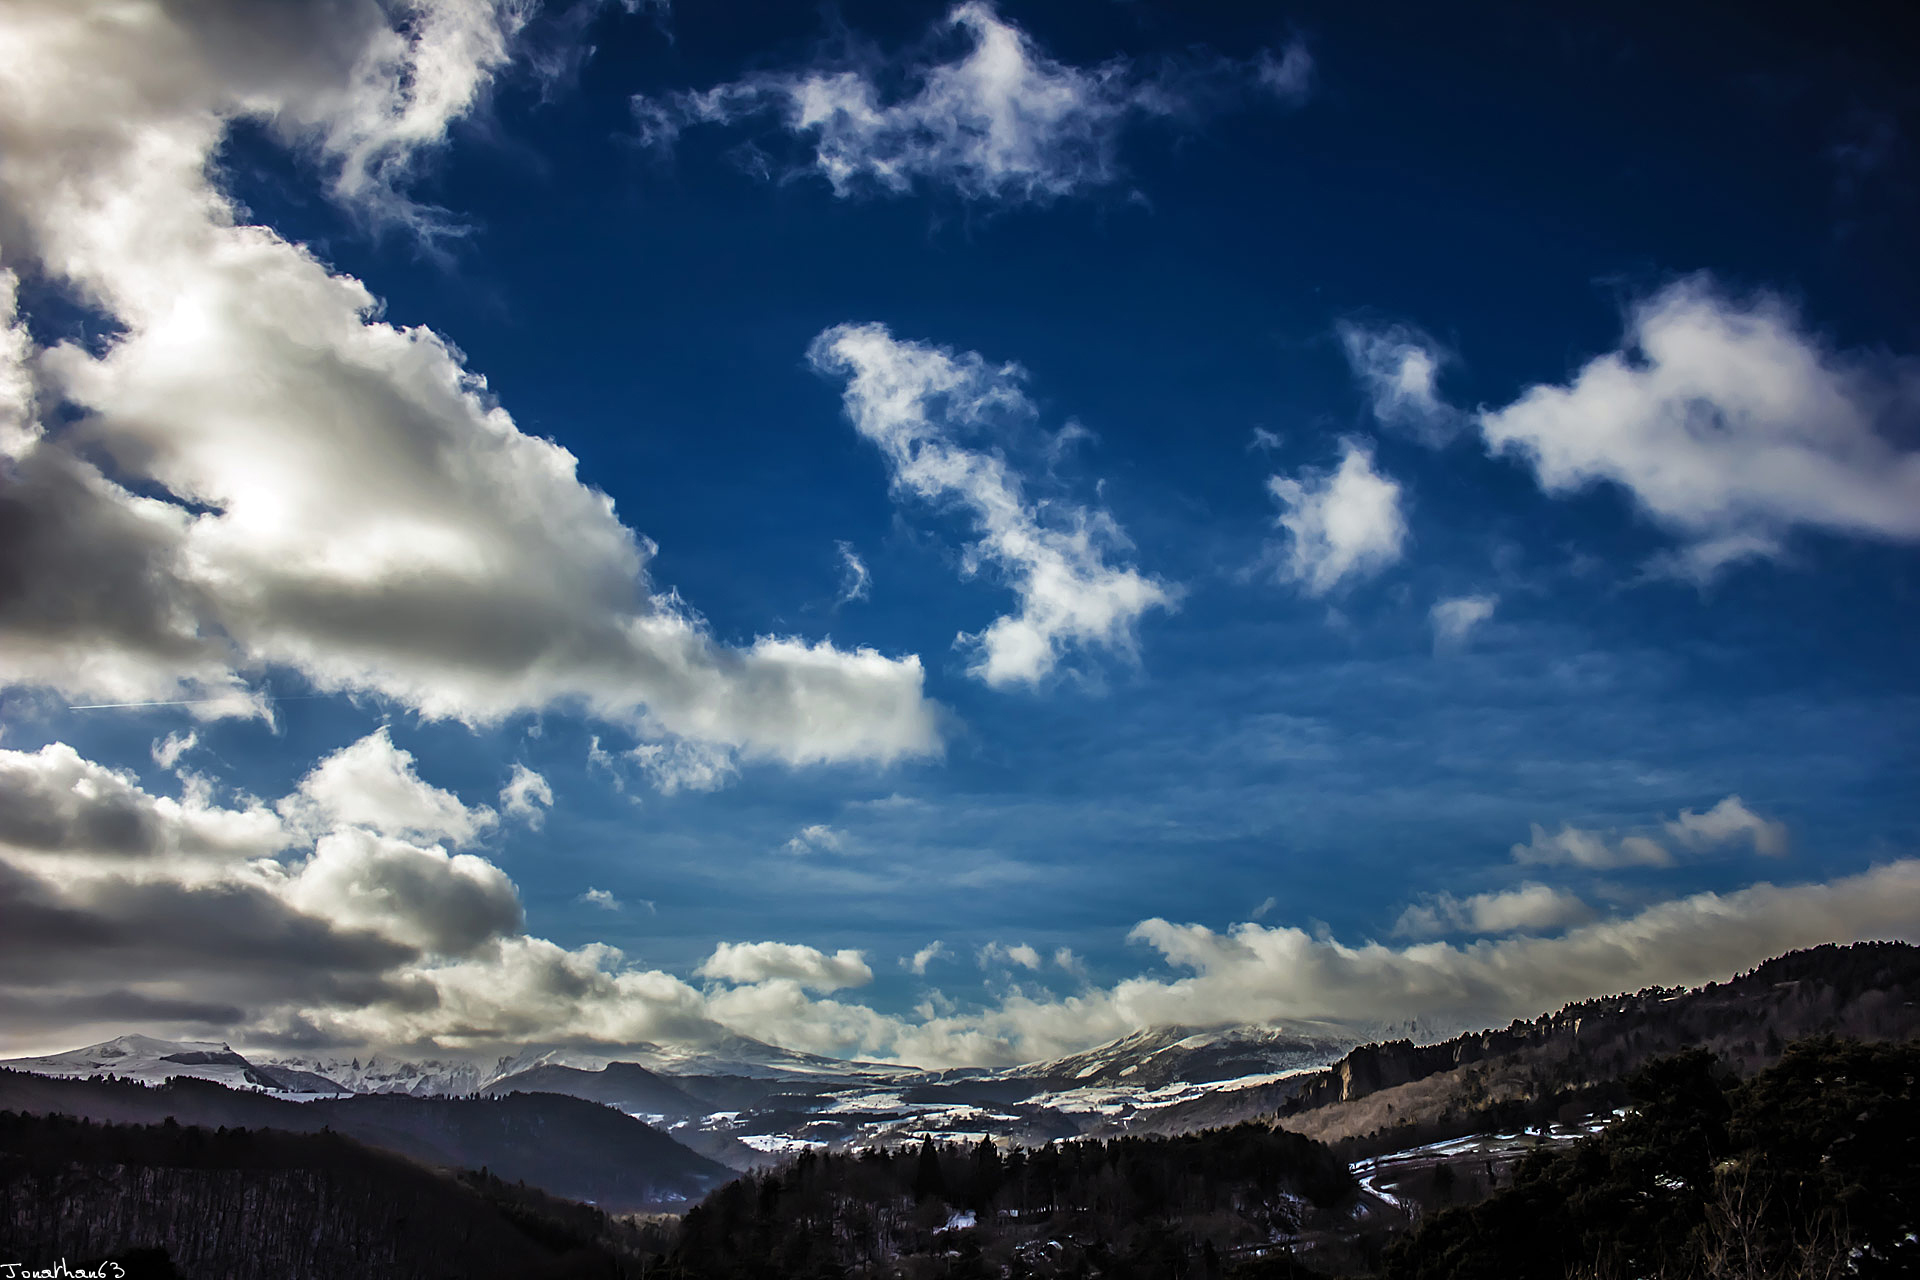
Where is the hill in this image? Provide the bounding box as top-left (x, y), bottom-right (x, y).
top-left (0, 1070), bottom-right (727, 1212)
top-left (0, 1109), bottom-right (659, 1279)
top-left (1272, 940), bottom-right (1920, 1157)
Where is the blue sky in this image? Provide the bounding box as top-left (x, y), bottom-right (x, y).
top-left (1, 0), bottom-right (1917, 1064)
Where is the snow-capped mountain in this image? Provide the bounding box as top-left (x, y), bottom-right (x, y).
top-left (0, 1034), bottom-right (345, 1095)
top-left (997, 1023), bottom-right (1358, 1091)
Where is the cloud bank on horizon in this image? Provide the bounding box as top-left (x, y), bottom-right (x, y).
top-left (0, 0), bottom-right (1915, 1066)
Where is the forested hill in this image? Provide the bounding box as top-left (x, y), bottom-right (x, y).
top-left (0, 1110), bottom-right (658, 1279)
top-left (1383, 1036), bottom-right (1920, 1280)
top-left (669, 1124), bottom-right (1356, 1279)
top-left (0, 1069), bottom-right (726, 1211)
top-left (1274, 940), bottom-right (1920, 1152)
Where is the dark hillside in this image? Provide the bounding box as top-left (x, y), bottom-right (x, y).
top-left (0, 1070), bottom-right (727, 1211)
top-left (0, 1110), bottom-right (657, 1279)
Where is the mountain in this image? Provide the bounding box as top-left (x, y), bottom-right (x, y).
top-left (1275, 939), bottom-right (1920, 1157)
top-left (482, 1058), bottom-right (708, 1118)
top-left (0, 1034), bottom-right (348, 1095)
top-left (1000, 1023), bottom-right (1356, 1090)
top-left (0, 1110), bottom-right (662, 1280)
top-left (0, 1068), bottom-right (728, 1211)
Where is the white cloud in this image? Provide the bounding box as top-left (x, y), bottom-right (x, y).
top-left (1513, 796), bottom-right (1788, 870)
top-left (281, 728), bottom-right (494, 847)
top-left (1666, 795), bottom-right (1789, 858)
top-left (696, 941), bottom-right (873, 991)
top-left (499, 764), bottom-right (554, 826)
top-left (835, 541), bottom-right (872, 605)
top-left (782, 823), bottom-right (846, 855)
top-left (632, 2), bottom-right (1310, 205)
top-left (1479, 276), bottom-right (1920, 580)
top-left (0, 0), bottom-right (940, 773)
top-left (811, 323), bottom-right (1176, 686)
top-left (1247, 427), bottom-right (1284, 454)
top-left (1266, 439), bottom-right (1409, 594)
top-left (1392, 883), bottom-right (1593, 938)
top-left (1252, 895), bottom-right (1278, 920)
top-left (628, 738), bottom-right (738, 795)
top-left (1430, 594), bottom-right (1498, 647)
top-left (1053, 947), bottom-right (1086, 976)
top-left (0, 738), bottom-right (1911, 1067)
top-left (579, 887), bottom-right (622, 911)
top-left (980, 941), bottom-right (1044, 970)
top-left (1338, 321), bottom-right (1463, 444)
top-left (151, 731), bottom-right (198, 771)
top-left (1511, 822), bottom-right (1674, 870)
top-left (905, 941), bottom-right (951, 975)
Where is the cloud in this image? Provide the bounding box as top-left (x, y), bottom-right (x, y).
top-left (281, 728), bottom-right (495, 847)
top-left (1337, 321), bottom-right (1463, 444)
top-left (499, 765), bottom-right (554, 826)
top-left (1247, 427), bottom-right (1284, 454)
top-left (1511, 822), bottom-right (1674, 870)
top-left (1392, 883), bottom-right (1593, 938)
top-left (627, 738), bottom-right (738, 795)
top-left (1666, 795), bottom-right (1788, 858)
top-left (578, 888), bottom-right (622, 911)
top-left (0, 742), bottom-right (286, 864)
top-left (1053, 947), bottom-right (1086, 977)
top-left (1266, 440), bottom-right (1409, 594)
top-left (834, 542), bottom-right (872, 605)
top-left (1512, 796), bottom-right (1788, 870)
top-left (0, 739), bottom-right (1910, 1067)
top-left (811, 323), bottom-right (1176, 686)
top-left (1479, 276), bottom-right (1920, 580)
top-left (631, 2), bottom-right (1310, 205)
top-left (1430, 594), bottom-right (1498, 647)
top-left (1252, 895), bottom-right (1278, 920)
top-left (782, 824), bottom-right (845, 855)
top-left (980, 941), bottom-right (1044, 970)
top-left (0, 0), bottom-right (940, 773)
top-left (150, 731), bottom-right (198, 771)
top-left (905, 941), bottom-right (951, 975)
top-left (696, 941), bottom-right (874, 991)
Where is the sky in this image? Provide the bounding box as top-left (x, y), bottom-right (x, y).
top-left (1, 0), bottom-right (1917, 1067)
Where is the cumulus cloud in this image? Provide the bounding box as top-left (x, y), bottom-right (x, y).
top-left (1392, 883), bottom-right (1593, 938)
top-left (1479, 276), bottom-right (1920, 580)
top-left (810, 323), bottom-right (1175, 687)
top-left (150, 731), bottom-right (198, 771)
top-left (1430, 594), bottom-right (1498, 648)
top-left (782, 824), bottom-right (846, 855)
top-left (628, 738), bottom-right (738, 795)
top-left (1338, 321), bottom-right (1463, 444)
top-left (281, 728), bottom-right (494, 847)
top-left (1511, 822), bottom-right (1675, 870)
top-left (905, 941), bottom-right (951, 975)
top-left (1513, 796), bottom-right (1788, 870)
top-left (499, 764), bottom-right (553, 826)
top-left (1666, 795), bottom-right (1789, 858)
top-left (0, 739), bottom-right (1909, 1066)
top-left (980, 941), bottom-right (1044, 970)
top-left (1266, 440), bottom-right (1409, 594)
top-left (0, 0), bottom-right (939, 772)
top-left (578, 888), bottom-right (622, 911)
top-left (632, 2), bottom-right (1310, 205)
top-left (696, 941), bottom-right (874, 991)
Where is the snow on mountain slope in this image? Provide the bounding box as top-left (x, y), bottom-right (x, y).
top-left (0, 1035), bottom-right (345, 1096)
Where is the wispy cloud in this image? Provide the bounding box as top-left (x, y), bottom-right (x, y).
top-left (811, 322), bottom-right (1176, 687)
top-left (631, 2), bottom-right (1310, 206)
